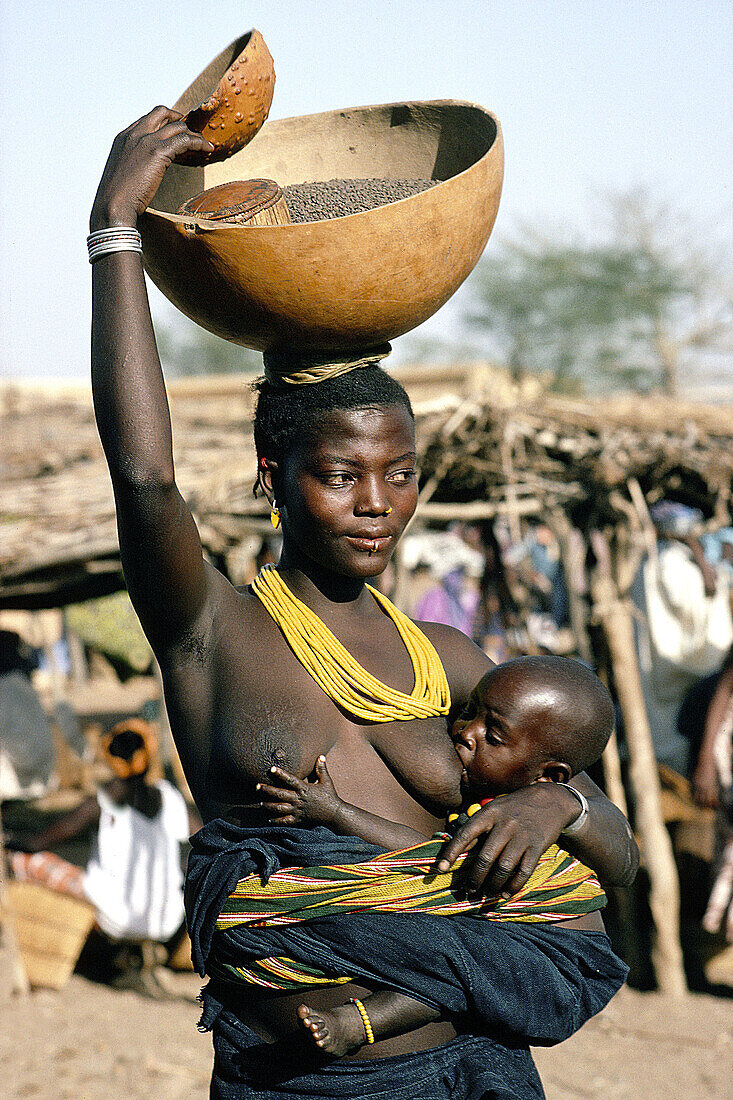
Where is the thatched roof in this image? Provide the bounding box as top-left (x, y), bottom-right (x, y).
top-left (415, 387), bottom-right (733, 532)
top-left (2, 367), bottom-right (731, 608)
top-left (0, 375), bottom-right (259, 608)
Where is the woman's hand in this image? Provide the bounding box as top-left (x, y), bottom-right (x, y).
top-left (257, 757), bottom-right (344, 827)
top-left (435, 782), bottom-right (582, 897)
top-left (90, 106), bottom-right (214, 231)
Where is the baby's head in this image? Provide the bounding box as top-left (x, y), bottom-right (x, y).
top-left (451, 656), bottom-right (614, 799)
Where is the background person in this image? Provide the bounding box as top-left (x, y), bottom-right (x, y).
top-left (6, 718), bottom-right (193, 948)
top-left (628, 502), bottom-right (733, 777)
top-left (685, 643), bottom-right (733, 944)
top-left (0, 630), bottom-right (55, 800)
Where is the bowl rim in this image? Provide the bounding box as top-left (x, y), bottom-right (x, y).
top-left (148, 98), bottom-right (502, 229)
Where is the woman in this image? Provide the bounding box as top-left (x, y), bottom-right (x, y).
top-left (90, 108), bottom-right (638, 1099)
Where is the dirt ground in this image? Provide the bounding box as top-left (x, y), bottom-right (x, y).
top-left (2, 943), bottom-right (731, 1100)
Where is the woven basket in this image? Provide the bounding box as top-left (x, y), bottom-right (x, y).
top-left (3, 881), bottom-right (96, 989)
top-left (177, 179), bottom-right (291, 226)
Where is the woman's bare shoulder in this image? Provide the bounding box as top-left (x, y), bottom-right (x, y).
top-left (414, 618), bottom-right (494, 712)
top-left (155, 562), bottom-right (267, 666)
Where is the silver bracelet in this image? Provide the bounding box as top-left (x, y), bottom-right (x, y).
top-left (557, 783), bottom-right (589, 835)
top-left (87, 226), bottom-right (143, 264)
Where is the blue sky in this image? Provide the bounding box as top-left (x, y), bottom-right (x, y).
top-left (1, 0), bottom-right (731, 379)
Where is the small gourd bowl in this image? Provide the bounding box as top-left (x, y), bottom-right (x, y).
top-left (175, 29), bottom-right (275, 165)
top-left (141, 42), bottom-right (504, 354)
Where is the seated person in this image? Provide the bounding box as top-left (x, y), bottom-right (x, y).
top-left (255, 655), bottom-right (626, 1055)
top-left (6, 718), bottom-right (194, 944)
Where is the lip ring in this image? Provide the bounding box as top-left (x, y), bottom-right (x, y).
top-left (345, 535), bottom-right (393, 553)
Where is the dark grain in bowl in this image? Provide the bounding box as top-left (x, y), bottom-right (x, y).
top-left (283, 178), bottom-right (437, 223)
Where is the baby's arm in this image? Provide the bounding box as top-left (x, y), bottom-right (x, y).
top-left (259, 761), bottom-right (443, 1056)
top-left (258, 757), bottom-right (429, 850)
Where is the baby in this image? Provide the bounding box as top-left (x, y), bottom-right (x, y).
top-left (258, 654), bottom-right (620, 1055)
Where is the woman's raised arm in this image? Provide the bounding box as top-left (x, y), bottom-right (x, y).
top-left (90, 109), bottom-right (216, 652)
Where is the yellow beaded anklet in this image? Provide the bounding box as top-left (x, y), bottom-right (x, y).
top-left (348, 998), bottom-right (375, 1044)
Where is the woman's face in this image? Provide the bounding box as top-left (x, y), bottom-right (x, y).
top-left (278, 405), bottom-right (418, 579)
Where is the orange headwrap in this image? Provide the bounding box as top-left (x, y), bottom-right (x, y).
top-left (100, 717), bottom-right (158, 780)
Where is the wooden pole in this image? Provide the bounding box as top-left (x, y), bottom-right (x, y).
top-left (0, 803), bottom-right (30, 996)
top-left (590, 531), bottom-right (687, 996)
top-left (601, 730), bottom-right (629, 819)
top-left (500, 430), bottom-right (523, 547)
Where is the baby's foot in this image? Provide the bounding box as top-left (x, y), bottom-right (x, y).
top-left (297, 1002), bottom-right (369, 1056)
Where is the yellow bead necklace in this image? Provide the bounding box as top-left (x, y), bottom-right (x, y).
top-left (251, 565), bottom-right (450, 723)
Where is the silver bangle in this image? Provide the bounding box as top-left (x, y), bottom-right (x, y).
top-left (87, 227), bottom-right (143, 264)
top-left (557, 783), bottom-right (589, 836)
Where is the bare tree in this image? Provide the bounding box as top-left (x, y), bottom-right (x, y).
top-left (608, 190), bottom-right (732, 396)
top-left (454, 191), bottom-right (732, 396)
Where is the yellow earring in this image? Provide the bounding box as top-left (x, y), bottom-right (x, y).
top-left (385, 507), bottom-right (392, 514)
top-left (270, 503), bottom-right (281, 529)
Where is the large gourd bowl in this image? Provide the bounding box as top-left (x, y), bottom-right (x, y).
top-left (142, 69), bottom-right (503, 353)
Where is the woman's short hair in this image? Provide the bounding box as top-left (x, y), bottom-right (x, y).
top-left (253, 366), bottom-right (414, 470)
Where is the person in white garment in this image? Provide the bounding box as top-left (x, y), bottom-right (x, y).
top-left (6, 718), bottom-right (194, 944)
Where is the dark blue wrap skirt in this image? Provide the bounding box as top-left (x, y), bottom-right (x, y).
top-left (187, 820), bottom-right (627, 1099)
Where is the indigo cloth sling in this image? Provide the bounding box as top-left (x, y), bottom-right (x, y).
top-left (207, 1017), bottom-right (546, 1099)
top-left (187, 821), bottom-right (627, 1050)
top-left (215, 835), bottom-right (607, 988)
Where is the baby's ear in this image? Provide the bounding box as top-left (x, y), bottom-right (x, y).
top-left (538, 760), bottom-right (572, 785)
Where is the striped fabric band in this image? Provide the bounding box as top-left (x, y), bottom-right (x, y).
top-left (214, 836), bottom-right (606, 988)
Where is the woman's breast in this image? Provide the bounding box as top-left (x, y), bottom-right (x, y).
top-left (204, 700), bottom-right (307, 812)
top-left (204, 631), bottom-right (463, 825)
top-left (326, 715), bottom-right (463, 826)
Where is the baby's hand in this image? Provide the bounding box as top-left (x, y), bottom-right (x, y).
top-left (257, 756), bottom-right (342, 826)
